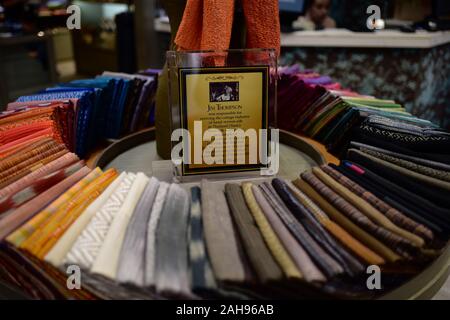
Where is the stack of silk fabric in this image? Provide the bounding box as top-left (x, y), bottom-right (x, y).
top-left (0, 167), bottom-right (448, 299)
top-left (5, 70), bottom-right (160, 157)
top-left (342, 114), bottom-right (450, 239)
top-left (277, 65), bottom-right (438, 157)
top-left (0, 101), bottom-right (75, 154)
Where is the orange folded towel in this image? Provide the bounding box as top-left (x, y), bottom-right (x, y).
top-left (175, 0), bottom-right (280, 56)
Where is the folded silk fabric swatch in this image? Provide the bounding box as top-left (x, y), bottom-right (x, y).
top-left (344, 149), bottom-right (450, 211)
top-left (336, 162), bottom-right (449, 235)
top-left (12, 168), bottom-right (103, 250)
top-left (63, 173), bottom-right (137, 270)
top-left (312, 167), bottom-right (424, 248)
top-left (44, 172), bottom-right (126, 267)
top-left (154, 183), bottom-right (191, 296)
top-left (350, 141), bottom-right (450, 172)
top-left (0, 138), bottom-right (59, 173)
top-left (0, 140), bottom-right (67, 188)
top-left (188, 186), bottom-right (218, 294)
top-left (116, 177), bottom-right (159, 286)
top-left (252, 185), bottom-right (326, 283)
top-left (144, 181), bottom-right (169, 288)
top-left (285, 180), bottom-right (384, 266)
top-left (31, 169), bottom-right (119, 259)
top-left (0, 148), bottom-right (69, 190)
top-left (301, 171), bottom-right (414, 259)
top-left (242, 183), bottom-right (302, 280)
top-left (0, 152), bottom-right (79, 199)
top-left (0, 161), bottom-right (84, 216)
top-left (259, 182), bottom-right (343, 279)
top-left (200, 180), bottom-right (252, 285)
top-left (0, 130), bottom-right (54, 158)
top-left (358, 147), bottom-right (450, 182)
top-left (0, 166), bottom-right (91, 241)
top-left (292, 178), bottom-right (400, 263)
top-left (272, 178), bottom-right (364, 277)
top-left (322, 165), bottom-right (434, 243)
top-left (91, 172), bottom-right (149, 280)
top-left (225, 183), bottom-right (283, 284)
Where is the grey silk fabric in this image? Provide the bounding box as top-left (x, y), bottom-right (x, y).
top-left (252, 185), bottom-right (326, 283)
top-left (259, 182), bottom-right (344, 279)
top-left (144, 181), bottom-right (169, 287)
top-left (154, 183), bottom-right (191, 296)
top-left (224, 183), bottom-right (283, 284)
top-left (200, 180), bottom-right (249, 283)
top-left (350, 141), bottom-right (450, 172)
top-left (360, 148), bottom-right (450, 182)
top-left (116, 178), bottom-right (160, 286)
top-left (348, 148), bottom-right (450, 192)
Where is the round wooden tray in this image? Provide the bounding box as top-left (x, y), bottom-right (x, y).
top-left (93, 128), bottom-right (450, 300)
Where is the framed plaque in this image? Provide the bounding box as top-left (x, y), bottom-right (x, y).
top-left (167, 49), bottom-right (277, 179)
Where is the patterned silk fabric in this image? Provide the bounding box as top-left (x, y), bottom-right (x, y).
top-left (64, 173), bottom-right (137, 270)
top-left (7, 168), bottom-right (102, 248)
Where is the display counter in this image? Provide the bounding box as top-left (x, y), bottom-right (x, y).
top-left (280, 30), bottom-right (450, 131)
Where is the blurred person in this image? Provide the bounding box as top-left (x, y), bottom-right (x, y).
top-left (293, 0), bottom-right (336, 30)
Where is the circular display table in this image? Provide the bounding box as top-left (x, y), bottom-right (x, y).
top-left (92, 128), bottom-right (450, 300)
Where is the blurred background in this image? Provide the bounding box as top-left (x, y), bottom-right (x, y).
top-left (0, 0), bottom-right (449, 127)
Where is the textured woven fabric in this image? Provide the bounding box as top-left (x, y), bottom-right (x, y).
top-left (175, 0), bottom-right (280, 55)
top-left (116, 177), bottom-right (159, 286)
top-left (0, 138), bottom-right (58, 172)
top-left (350, 141), bottom-right (450, 172)
top-left (188, 186), bottom-right (218, 293)
top-left (292, 178), bottom-right (400, 263)
top-left (322, 164), bottom-right (434, 243)
top-left (286, 180), bottom-right (384, 266)
top-left (0, 149), bottom-right (69, 190)
top-left (301, 171), bottom-right (414, 259)
top-left (225, 183), bottom-right (283, 283)
top-left (272, 178), bottom-right (364, 277)
top-left (242, 183), bottom-right (302, 280)
top-left (0, 160), bottom-right (84, 215)
top-left (348, 149), bottom-right (450, 192)
top-left (144, 181), bottom-right (169, 287)
top-left (335, 163), bottom-right (447, 236)
top-left (0, 152), bottom-right (79, 199)
top-left (64, 173), bottom-right (137, 270)
top-left (361, 148), bottom-right (450, 182)
top-left (11, 168), bottom-right (103, 249)
top-left (31, 169), bottom-right (119, 259)
top-left (253, 185), bottom-right (326, 283)
top-left (44, 172), bottom-right (125, 267)
top-left (0, 104), bottom-right (69, 148)
top-left (259, 182), bottom-right (343, 279)
top-left (0, 129), bottom-right (54, 158)
top-left (0, 142), bottom-right (67, 188)
top-left (312, 167), bottom-right (424, 248)
top-left (154, 183), bottom-right (191, 296)
top-left (0, 166), bottom-right (91, 241)
top-left (200, 180), bottom-right (250, 284)
top-left (91, 173), bottom-right (149, 280)
top-left (348, 149), bottom-right (450, 208)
